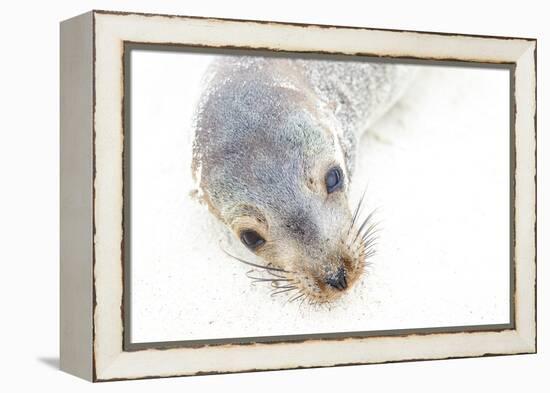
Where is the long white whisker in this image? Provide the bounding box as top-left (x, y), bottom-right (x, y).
top-left (347, 187), bottom-right (368, 237)
top-left (221, 248), bottom-right (290, 273)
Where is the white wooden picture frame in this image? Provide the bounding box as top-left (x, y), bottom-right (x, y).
top-left (60, 10), bottom-right (536, 382)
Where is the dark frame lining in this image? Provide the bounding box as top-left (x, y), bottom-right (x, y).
top-left (121, 42), bottom-right (517, 352)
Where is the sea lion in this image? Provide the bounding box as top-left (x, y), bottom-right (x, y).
top-left (191, 55), bottom-right (414, 305)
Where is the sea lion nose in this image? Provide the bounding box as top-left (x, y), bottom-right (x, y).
top-left (325, 266), bottom-right (347, 290)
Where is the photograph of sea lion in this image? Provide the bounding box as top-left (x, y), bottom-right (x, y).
top-left (191, 57), bottom-right (414, 305)
top-left (126, 49), bottom-right (511, 344)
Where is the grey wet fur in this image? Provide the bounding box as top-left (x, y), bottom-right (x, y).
top-left (191, 55), bottom-right (414, 303)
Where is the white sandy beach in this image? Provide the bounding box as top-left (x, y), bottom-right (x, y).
top-left (129, 50), bottom-right (510, 343)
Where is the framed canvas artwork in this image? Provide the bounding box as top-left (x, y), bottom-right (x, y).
top-left (60, 10), bottom-right (537, 381)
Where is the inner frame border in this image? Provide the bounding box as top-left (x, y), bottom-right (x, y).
top-left (121, 42), bottom-right (517, 352)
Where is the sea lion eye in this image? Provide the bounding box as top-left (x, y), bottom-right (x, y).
top-left (240, 230), bottom-right (265, 249)
top-left (325, 166), bottom-right (343, 193)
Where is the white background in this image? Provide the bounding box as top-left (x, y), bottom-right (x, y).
top-left (129, 51), bottom-right (510, 343)
top-left (0, 0), bottom-right (546, 391)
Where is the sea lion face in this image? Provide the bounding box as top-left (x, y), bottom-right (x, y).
top-left (226, 159), bottom-right (367, 305)
top-left (193, 68), bottom-right (374, 305)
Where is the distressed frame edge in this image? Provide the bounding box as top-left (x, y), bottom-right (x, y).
top-left (512, 39), bottom-right (537, 354)
top-left (92, 8), bottom-right (537, 42)
top-left (95, 351), bottom-right (537, 383)
top-left (89, 11), bottom-right (537, 382)
top-left (59, 11), bottom-right (95, 381)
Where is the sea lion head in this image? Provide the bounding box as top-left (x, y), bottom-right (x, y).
top-left (192, 58), bottom-right (376, 305)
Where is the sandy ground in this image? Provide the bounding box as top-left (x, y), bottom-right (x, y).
top-left (129, 50), bottom-right (510, 343)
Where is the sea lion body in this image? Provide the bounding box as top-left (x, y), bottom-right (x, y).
top-left (192, 55), bottom-right (413, 304)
